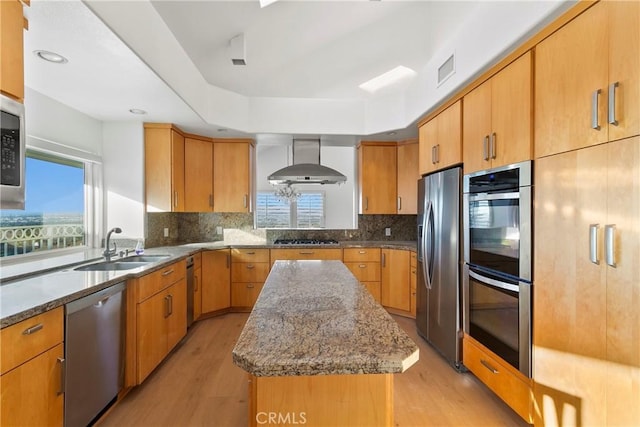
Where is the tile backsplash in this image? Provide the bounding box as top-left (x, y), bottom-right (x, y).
top-left (146, 212), bottom-right (417, 247)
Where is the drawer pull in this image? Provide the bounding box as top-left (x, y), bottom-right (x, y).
top-left (359, 264), bottom-right (366, 268)
top-left (247, 283), bottom-right (255, 289)
top-left (22, 323), bottom-right (43, 335)
top-left (299, 251), bottom-right (314, 255)
top-left (358, 250), bottom-right (366, 254)
top-left (246, 251), bottom-right (256, 255)
top-left (480, 359), bottom-right (499, 374)
top-left (57, 357), bottom-right (66, 396)
top-left (161, 269), bottom-right (175, 276)
top-left (246, 264), bottom-right (255, 269)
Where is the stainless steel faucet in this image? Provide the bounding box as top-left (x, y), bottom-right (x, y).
top-left (103, 227), bottom-right (122, 261)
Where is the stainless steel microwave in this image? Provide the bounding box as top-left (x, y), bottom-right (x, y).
top-left (1, 94), bottom-right (26, 209)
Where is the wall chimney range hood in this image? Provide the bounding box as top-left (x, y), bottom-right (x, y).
top-left (268, 139), bottom-right (346, 185)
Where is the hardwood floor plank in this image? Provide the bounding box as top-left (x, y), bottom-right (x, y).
top-left (101, 313), bottom-right (526, 426)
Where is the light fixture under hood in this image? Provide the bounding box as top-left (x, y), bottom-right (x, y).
top-left (268, 139), bottom-right (347, 185)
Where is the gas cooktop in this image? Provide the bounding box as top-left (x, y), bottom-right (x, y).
top-left (273, 239), bottom-right (339, 245)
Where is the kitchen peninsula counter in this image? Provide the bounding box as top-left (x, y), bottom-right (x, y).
top-left (232, 260), bottom-right (418, 426)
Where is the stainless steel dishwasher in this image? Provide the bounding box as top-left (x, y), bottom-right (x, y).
top-left (64, 282), bottom-right (125, 427)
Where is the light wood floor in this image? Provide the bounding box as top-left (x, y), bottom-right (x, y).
top-left (102, 313), bottom-right (527, 427)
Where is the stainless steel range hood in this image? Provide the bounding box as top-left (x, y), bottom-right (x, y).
top-left (268, 139), bottom-right (346, 185)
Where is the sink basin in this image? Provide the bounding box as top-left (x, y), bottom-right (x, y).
top-left (74, 261), bottom-right (149, 271)
top-left (118, 255), bottom-right (171, 263)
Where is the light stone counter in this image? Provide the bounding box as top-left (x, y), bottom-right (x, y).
top-left (232, 260), bottom-right (419, 376)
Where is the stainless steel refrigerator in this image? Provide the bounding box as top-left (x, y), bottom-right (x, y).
top-left (416, 166), bottom-right (463, 371)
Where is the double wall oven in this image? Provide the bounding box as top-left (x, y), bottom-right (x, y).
top-left (463, 161), bottom-right (532, 377)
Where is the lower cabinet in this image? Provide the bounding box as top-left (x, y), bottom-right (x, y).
top-left (193, 253), bottom-right (202, 321)
top-left (343, 248), bottom-right (381, 303)
top-left (231, 248), bottom-right (270, 310)
top-left (381, 249), bottom-right (412, 316)
top-left (201, 249), bottom-right (231, 313)
top-left (0, 307), bottom-right (64, 427)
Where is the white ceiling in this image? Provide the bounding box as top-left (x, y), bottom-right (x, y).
top-left (23, 0), bottom-right (573, 144)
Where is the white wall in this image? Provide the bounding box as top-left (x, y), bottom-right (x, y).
top-left (256, 144), bottom-right (356, 229)
top-left (102, 122), bottom-right (145, 240)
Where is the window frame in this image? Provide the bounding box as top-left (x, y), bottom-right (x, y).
top-left (255, 190), bottom-right (326, 229)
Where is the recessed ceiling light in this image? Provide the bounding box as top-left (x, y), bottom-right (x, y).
top-left (359, 66), bottom-right (417, 93)
top-left (129, 108), bottom-right (147, 115)
top-left (33, 50), bottom-right (68, 64)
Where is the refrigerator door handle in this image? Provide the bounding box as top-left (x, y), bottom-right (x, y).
top-left (423, 200), bottom-right (435, 289)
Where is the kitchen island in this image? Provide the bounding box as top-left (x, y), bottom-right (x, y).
top-left (232, 260), bottom-right (419, 427)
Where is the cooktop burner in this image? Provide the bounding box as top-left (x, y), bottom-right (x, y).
top-left (273, 239), bottom-right (339, 245)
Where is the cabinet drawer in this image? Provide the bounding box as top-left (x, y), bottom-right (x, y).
top-left (344, 262), bottom-right (381, 282)
top-left (231, 262), bottom-right (270, 283)
top-left (343, 248), bottom-right (381, 262)
top-left (1, 307), bottom-right (63, 375)
top-left (362, 281), bottom-right (381, 303)
top-left (231, 282), bottom-right (265, 308)
top-left (231, 248), bottom-right (270, 263)
top-left (463, 335), bottom-right (532, 423)
top-left (270, 248), bottom-right (342, 264)
top-left (137, 260), bottom-right (186, 302)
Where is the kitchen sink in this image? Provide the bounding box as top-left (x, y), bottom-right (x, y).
top-left (117, 255), bottom-right (170, 263)
top-left (74, 261), bottom-right (149, 271)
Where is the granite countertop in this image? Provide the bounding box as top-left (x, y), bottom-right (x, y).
top-left (232, 260), bottom-right (419, 377)
top-left (0, 240), bottom-right (417, 329)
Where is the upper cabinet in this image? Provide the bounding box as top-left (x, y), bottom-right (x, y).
top-left (419, 100), bottom-right (462, 175)
top-left (0, 0), bottom-right (27, 102)
top-left (144, 124), bottom-right (185, 212)
top-left (396, 140), bottom-right (419, 215)
top-left (213, 140), bottom-right (254, 213)
top-left (463, 51), bottom-right (533, 174)
top-left (184, 136), bottom-right (213, 212)
top-left (358, 142), bottom-right (397, 214)
top-left (535, 1), bottom-right (639, 158)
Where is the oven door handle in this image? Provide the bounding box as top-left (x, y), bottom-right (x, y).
top-left (468, 269), bottom-right (520, 293)
top-left (469, 192), bottom-right (520, 202)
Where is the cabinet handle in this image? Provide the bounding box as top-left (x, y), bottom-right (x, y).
top-left (57, 358), bottom-right (66, 396)
top-left (482, 136), bottom-right (490, 161)
top-left (359, 264), bottom-right (366, 268)
top-left (358, 250), bottom-right (366, 254)
top-left (589, 224), bottom-right (600, 265)
top-left (480, 359), bottom-right (499, 374)
top-left (243, 195), bottom-right (248, 209)
top-left (209, 194), bottom-right (213, 208)
top-left (435, 144), bottom-right (440, 163)
top-left (381, 253), bottom-right (386, 267)
top-left (299, 251), bottom-right (314, 255)
top-left (174, 191), bottom-right (178, 208)
top-left (431, 146), bottom-right (436, 164)
top-left (490, 133), bottom-right (496, 159)
top-left (246, 264), bottom-right (255, 269)
top-left (397, 197), bottom-right (402, 211)
top-left (246, 251), bottom-right (255, 255)
top-left (608, 82), bottom-right (619, 126)
top-left (365, 196), bottom-right (369, 211)
top-left (605, 224), bottom-right (616, 268)
top-left (247, 283), bottom-right (255, 289)
top-left (592, 89), bottom-right (601, 130)
top-left (162, 269), bottom-right (174, 276)
top-left (22, 323), bottom-right (43, 335)
top-left (164, 295), bottom-right (171, 318)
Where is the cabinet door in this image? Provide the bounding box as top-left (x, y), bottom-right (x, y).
top-left (171, 130), bottom-right (185, 211)
top-left (535, 2), bottom-right (608, 157)
top-left (201, 250), bottom-right (231, 313)
top-left (145, 126), bottom-right (185, 212)
top-left (419, 118), bottom-right (438, 175)
top-left (437, 100), bottom-right (462, 169)
top-left (0, 343), bottom-right (64, 427)
top-left (491, 51), bottom-right (532, 167)
top-left (166, 279), bottom-right (187, 352)
top-left (463, 80), bottom-right (492, 174)
top-left (184, 138), bottom-right (213, 212)
top-left (231, 282), bottom-right (264, 308)
top-left (608, 1), bottom-right (640, 142)
top-left (214, 141), bottom-right (251, 212)
top-left (396, 142), bottom-right (418, 214)
top-left (137, 290), bottom-right (169, 383)
top-left (0, 0), bottom-right (24, 101)
top-left (380, 249), bottom-right (410, 312)
top-left (359, 144), bottom-right (397, 214)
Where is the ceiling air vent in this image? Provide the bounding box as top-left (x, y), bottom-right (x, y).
top-left (437, 53), bottom-right (455, 86)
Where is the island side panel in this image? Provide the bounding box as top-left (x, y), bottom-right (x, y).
top-left (249, 373), bottom-right (393, 427)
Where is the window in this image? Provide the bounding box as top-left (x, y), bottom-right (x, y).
top-left (256, 191), bottom-right (325, 229)
top-left (0, 149), bottom-right (89, 258)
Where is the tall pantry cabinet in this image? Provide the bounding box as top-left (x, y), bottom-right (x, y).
top-left (533, 2), bottom-right (640, 426)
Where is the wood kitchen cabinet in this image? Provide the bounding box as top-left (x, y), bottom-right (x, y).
top-left (396, 140), bottom-right (419, 215)
top-left (231, 248), bottom-right (270, 310)
top-left (344, 247), bottom-right (381, 303)
top-left (358, 142), bottom-right (397, 214)
top-left (270, 248), bottom-right (342, 266)
top-left (192, 252), bottom-right (202, 321)
top-left (201, 249), bottom-right (231, 313)
top-left (535, 1), bottom-right (639, 158)
top-left (380, 249), bottom-right (411, 315)
top-left (135, 260), bottom-right (187, 384)
top-left (419, 100), bottom-right (462, 175)
top-left (0, 0), bottom-right (27, 102)
top-left (213, 140), bottom-right (254, 213)
top-left (410, 252), bottom-right (417, 317)
top-left (0, 307), bottom-right (64, 427)
top-left (144, 124), bottom-right (185, 212)
top-left (463, 51), bottom-right (532, 174)
top-left (533, 136), bottom-right (640, 426)
top-left (184, 137), bottom-right (213, 212)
